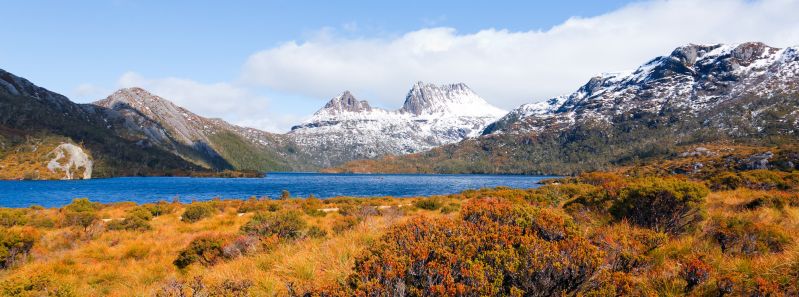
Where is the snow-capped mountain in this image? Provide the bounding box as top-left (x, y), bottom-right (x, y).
top-left (487, 42), bottom-right (799, 134)
top-left (288, 82), bottom-right (506, 167)
top-left (93, 88), bottom-right (313, 171)
top-left (330, 42), bottom-right (799, 175)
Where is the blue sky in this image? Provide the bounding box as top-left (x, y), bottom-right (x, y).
top-left (2, 0), bottom-right (798, 131)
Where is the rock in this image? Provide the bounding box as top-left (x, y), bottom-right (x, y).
top-left (739, 151), bottom-right (773, 170)
top-left (46, 143), bottom-right (93, 179)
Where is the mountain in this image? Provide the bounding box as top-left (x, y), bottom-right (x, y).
top-left (328, 42), bottom-right (799, 174)
top-left (288, 82), bottom-right (506, 167)
top-left (93, 88), bottom-right (314, 172)
top-left (0, 69), bottom-right (203, 179)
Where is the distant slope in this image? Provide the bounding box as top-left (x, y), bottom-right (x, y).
top-left (0, 69), bottom-right (203, 179)
top-left (93, 88), bottom-right (314, 172)
top-left (328, 42), bottom-right (799, 175)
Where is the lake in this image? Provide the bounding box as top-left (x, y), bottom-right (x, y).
top-left (0, 172), bottom-right (551, 208)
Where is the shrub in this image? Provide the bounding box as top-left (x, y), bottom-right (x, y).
top-left (306, 226), bottom-right (328, 239)
top-left (221, 236), bottom-right (258, 259)
top-left (0, 209), bottom-right (28, 227)
top-left (709, 216), bottom-right (791, 255)
top-left (343, 198), bottom-right (603, 296)
top-left (181, 203), bottom-right (215, 223)
top-left (280, 190), bottom-right (291, 200)
top-left (61, 198), bottom-right (100, 229)
top-left (237, 197), bottom-right (266, 213)
top-left (174, 235), bottom-right (230, 269)
top-left (610, 178), bottom-right (708, 234)
top-left (709, 172), bottom-right (743, 191)
top-left (0, 228), bottom-right (37, 269)
top-left (108, 206), bottom-right (156, 231)
top-left (681, 257), bottom-right (711, 291)
top-left (142, 201), bottom-right (177, 216)
top-left (414, 197), bottom-right (443, 210)
top-left (240, 211), bottom-right (307, 240)
top-left (331, 215), bottom-right (360, 235)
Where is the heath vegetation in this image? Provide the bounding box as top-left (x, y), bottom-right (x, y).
top-left (0, 146), bottom-right (798, 296)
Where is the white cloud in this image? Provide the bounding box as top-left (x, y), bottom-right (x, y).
top-left (242, 0), bottom-right (799, 110)
top-left (117, 72), bottom-right (288, 132)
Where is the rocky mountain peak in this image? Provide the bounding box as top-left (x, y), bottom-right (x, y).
top-left (0, 68), bottom-right (75, 111)
top-left (490, 41), bottom-right (799, 135)
top-left (400, 81), bottom-right (502, 116)
top-left (318, 91), bottom-right (372, 115)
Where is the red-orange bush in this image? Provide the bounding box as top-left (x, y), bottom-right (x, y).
top-left (342, 198), bottom-right (603, 296)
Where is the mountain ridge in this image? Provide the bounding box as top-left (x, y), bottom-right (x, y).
top-left (329, 42), bottom-right (799, 175)
top-left (287, 82), bottom-right (506, 167)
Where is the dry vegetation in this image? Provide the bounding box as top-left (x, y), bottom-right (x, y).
top-left (1, 146), bottom-right (799, 296)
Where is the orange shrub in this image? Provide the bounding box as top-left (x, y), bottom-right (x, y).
top-left (342, 198), bottom-right (603, 296)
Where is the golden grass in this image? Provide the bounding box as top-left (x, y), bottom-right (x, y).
top-left (0, 197), bottom-right (448, 296)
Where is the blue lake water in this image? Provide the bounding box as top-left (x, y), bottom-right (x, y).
top-left (0, 172), bottom-right (551, 208)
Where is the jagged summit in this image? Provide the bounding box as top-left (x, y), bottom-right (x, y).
top-left (317, 91), bottom-right (373, 115)
top-left (289, 81), bottom-right (507, 167)
top-left (400, 81), bottom-right (504, 116)
top-left (486, 41), bottom-right (799, 135)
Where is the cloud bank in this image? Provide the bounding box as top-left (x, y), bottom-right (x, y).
top-left (242, 0), bottom-right (799, 110)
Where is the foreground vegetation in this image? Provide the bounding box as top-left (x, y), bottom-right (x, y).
top-left (1, 146), bottom-right (798, 296)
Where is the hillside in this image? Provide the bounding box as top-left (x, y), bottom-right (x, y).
top-left (328, 42), bottom-right (799, 175)
top-left (94, 88), bottom-right (314, 172)
top-left (0, 69), bottom-right (204, 179)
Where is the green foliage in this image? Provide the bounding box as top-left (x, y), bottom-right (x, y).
top-left (240, 211), bottom-right (307, 240)
top-left (413, 197), bottom-right (443, 210)
top-left (107, 206), bottom-right (153, 231)
top-left (0, 228), bottom-right (37, 269)
top-left (142, 201), bottom-right (177, 217)
top-left (306, 226), bottom-right (328, 239)
top-left (173, 235), bottom-right (229, 269)
top-left (181, 203), bottom-right (215, 223)
top-left (610, 178), bottom-right (709, 234)
top-left (61, 198), bottom-right (100, 229)
top-left (0, 208), bottom-right (28, 227)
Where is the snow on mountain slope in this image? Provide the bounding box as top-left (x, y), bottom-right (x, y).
top-left (288, 82), bottom-right (506, 167)
top-left (487, 42), bottom-right (799, 134)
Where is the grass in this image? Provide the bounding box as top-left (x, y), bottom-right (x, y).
top-left (0, 196), bottom-right (448, 296)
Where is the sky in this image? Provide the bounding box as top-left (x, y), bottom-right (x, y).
top-left (2, 0), bottom-right (799, 132)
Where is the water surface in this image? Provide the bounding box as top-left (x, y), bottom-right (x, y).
top-left (0, 172), bottom-right (551, 208)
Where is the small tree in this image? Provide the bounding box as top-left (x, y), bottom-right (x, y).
top-left (280, 190), bottom-right (291, 200)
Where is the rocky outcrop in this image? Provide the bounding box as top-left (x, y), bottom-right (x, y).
top-left (46, 143), bottom-right (93, 179)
